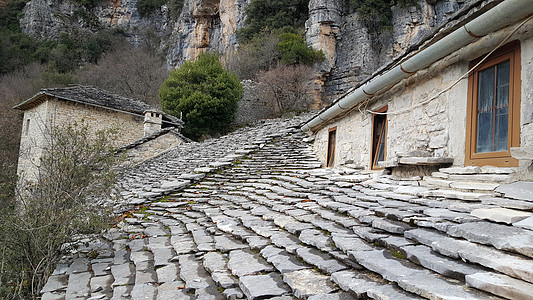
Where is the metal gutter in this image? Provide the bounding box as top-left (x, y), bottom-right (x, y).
top-left (301, 0), bottom-right (533, 132)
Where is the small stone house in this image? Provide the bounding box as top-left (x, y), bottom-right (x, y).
top-left (302, 0), bottom-right (533, 181)
top-left (14, 85), bottom-right (186, 182)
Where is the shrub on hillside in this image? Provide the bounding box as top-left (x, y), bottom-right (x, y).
top-left (160, 53), bottom-right (243, 140)
top-left (276, 33), bottom-right (325, 66)
top-left (236, 0), bottom-right (309, 42)
top-left (256, 64), bottom-right (315, 114)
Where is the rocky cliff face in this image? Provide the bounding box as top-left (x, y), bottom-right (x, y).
top-left (306, 0), bottom-right (477, 103)
top-left (20, 0), bottom-right (247, 68)
top-left (20, 0), bottom-right (477, 102)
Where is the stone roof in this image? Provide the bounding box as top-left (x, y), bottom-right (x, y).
top-left (41, 114), bottom-right (533, 300)
top-left (13, 85), bottom-right (183, 127)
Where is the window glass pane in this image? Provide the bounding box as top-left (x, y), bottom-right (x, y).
top-left (476, 66), bottom-right (495, 153)
top-left (497, 60), bottom-right (510, 108)
top-left (476, 111), bottom-right (493, 153)
top-left (478, 66), bottom-right (495, 113)
top-left (494, 106), bottom-right (508, 151)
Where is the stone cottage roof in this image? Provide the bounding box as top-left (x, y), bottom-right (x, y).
top-left (41, 114), bottom-right (533, 300)
top-left (13, 85), bottom-right (183, 127)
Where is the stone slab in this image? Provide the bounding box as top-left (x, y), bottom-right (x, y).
top-left (41, 275), bottom-right (69, 293)
top-left (447, 222), bottom-right (533, 258)
top-left (282, 269), bottom-right (337, 298)
top-left (495, 182), bottom-right (533, 201)
top-left (466, 272), bottom-right (533, 300)
top-left (514, 216), bottom-right (533, 230)
top-left (239, 274), bottom-right (291, 300)
top-left (228, 250), bottom-right (274, 277)
top-left (471, 208), bottom-right (532, 224)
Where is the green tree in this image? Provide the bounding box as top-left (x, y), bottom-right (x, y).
top-left (160, 53), bottom-right (243, 140)
top-left (276, 33), bottom-right (325, 65)
top-left (237, 0), bottom-right (309, 42)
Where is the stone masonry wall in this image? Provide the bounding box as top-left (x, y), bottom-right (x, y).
top-left (124, 132), bottom-right (185, 166)
top-left (17, 99), bottom-right (51, 182)
top-left (17, 97), bottom-right (146, 182)
top-left (312, 22), bottom-right (533, 169)
top-left (48, 98), bottom-right (145, 147)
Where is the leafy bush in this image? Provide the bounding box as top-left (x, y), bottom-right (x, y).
top-left (0, 123), bottom-right (120, 298)
top-left (276, 33), bottom-right (325, 65)
top-left (160, 53), bottom-right (243, 140)
top-left (137, 0), bottom-right (183, 17)
top-left (237, 0), bottom-right (309, 42)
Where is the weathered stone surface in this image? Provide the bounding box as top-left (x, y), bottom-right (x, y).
top-left (65, 272), bottom-right (91, 298)
top-left (296, 247), bottom-right (348, 274)
top-left (111, 263), bottom-right (135, 287)
top-left (41, 275), bottom-right (69, 293)
top-left (405, 228), bottom-right (533, 283)
top-left (239, 274), bottom-right (291, 300)
top-left (228, 250), bottom-right (274, 277)
top-left (450, 181), bottom-right (500, 191)
top-left (157, 282), bottom-right (190, 300)
top-left (214, 235), bottom-right (248, 251)
top-left (331, 233), bottom-right (373, 253)
top-left (466, 272), bottom-right (533, 300)
top-left (307, 292), bottom-right (355, 300)
top-left (495, 182), bottom-right (533, 201)
top-left (261, 246), bottom-right (310, 274)
top-left (156, 264), bottom-right (180, 284)
top-left (401, 245), bottom-right (482, 280)
top-left (41, 293), bottom-right (65, 300)
top-left (439, 167), bottom-right (481, 174)
top-left (471, 208), bottom-right (532, 224)
top-left (514, 216), bottom-right (533, 230)
top-left (447, 222), bottom-right (533, 258)
top-left (283, 269), bottom-right (337, 298)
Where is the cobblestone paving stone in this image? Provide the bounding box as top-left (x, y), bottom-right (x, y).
top-left (42, 114), bottom-right (533, 299)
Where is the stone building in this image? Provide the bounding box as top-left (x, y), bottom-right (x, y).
top-left (302, 0), bottom-right (533, 181)
top-left (14, 85), bottom-right (186, 182)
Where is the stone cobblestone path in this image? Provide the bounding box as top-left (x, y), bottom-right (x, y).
top-left (42, 114), bottom-right (533, 300)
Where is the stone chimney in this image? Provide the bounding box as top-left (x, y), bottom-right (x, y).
top-left (144, 110), bottom-right (163, 137)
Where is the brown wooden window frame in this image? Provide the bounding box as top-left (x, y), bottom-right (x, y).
top-left (371, 105), bottom-right (388, 170)
top-left (326, 126), bottom-right (337, 168)
top-left (465, 41), bottom-right (521, 167)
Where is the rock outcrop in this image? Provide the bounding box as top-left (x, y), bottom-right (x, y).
top-left (20, 0), bottom-right (480, 101)
top-left (306, 0), bottom-right (477, 103)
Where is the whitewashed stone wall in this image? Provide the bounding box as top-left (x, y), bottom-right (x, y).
top-left (312, 23), bottom-right (533, 169)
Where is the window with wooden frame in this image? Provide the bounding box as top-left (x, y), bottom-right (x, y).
top-left (466, 41), bottom-right (521, 167)
top-left (371, 106), bottom-right (388, 170)
top-left (326, 127), bottom-right (337, 168)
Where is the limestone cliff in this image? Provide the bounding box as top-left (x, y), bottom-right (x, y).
top-left (306, 0), bottom-right (478, 103)
top-left (19, 0), bottom-right (479, 101)
top-left (19, 0), bottom-right (247, 68)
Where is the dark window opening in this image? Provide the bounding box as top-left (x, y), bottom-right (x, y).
top-left (371, 106), bottom-right (387, 169)
top-left (327, 127), bottom-right (336, 168)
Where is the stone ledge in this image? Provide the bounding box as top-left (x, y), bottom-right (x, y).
top-left (398, 157), bottom-right (454, 166)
